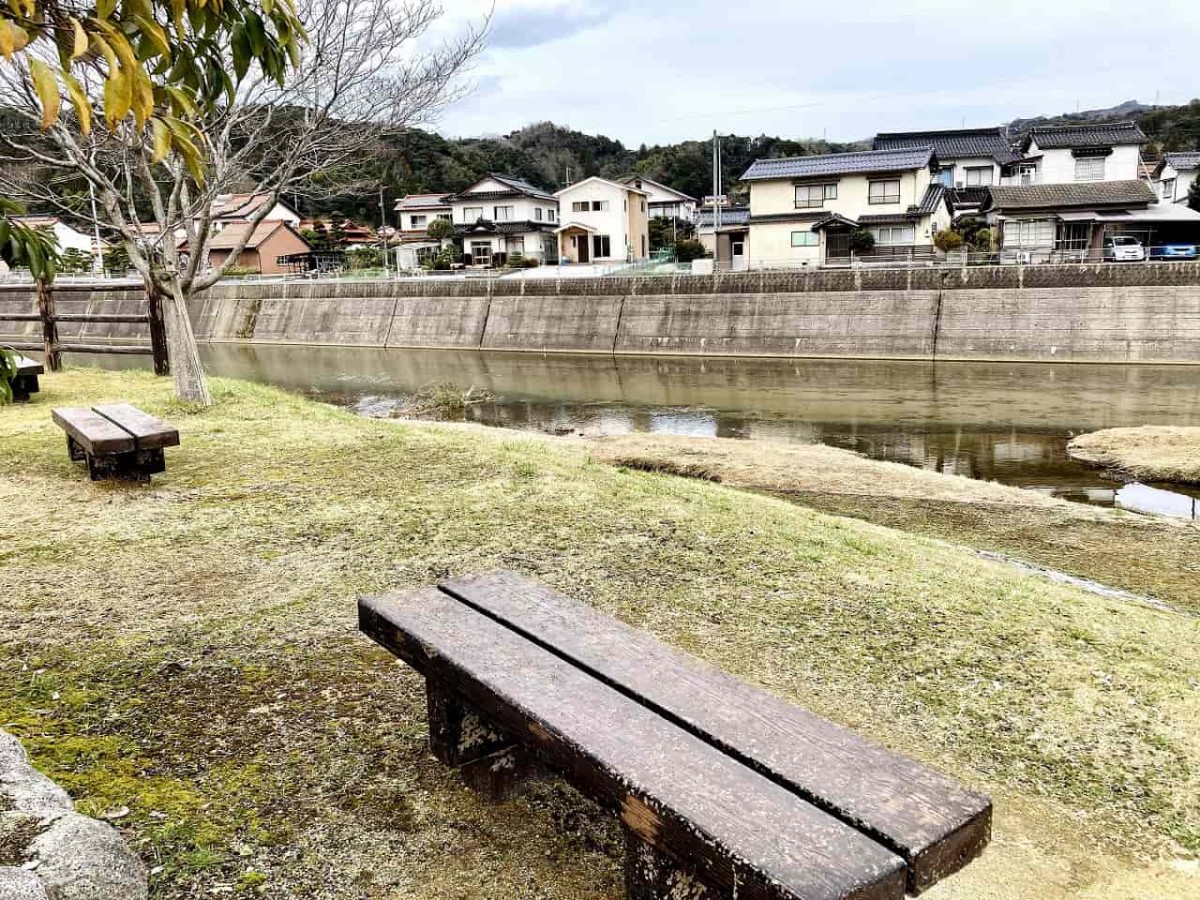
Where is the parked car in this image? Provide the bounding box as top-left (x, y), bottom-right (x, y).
top-left (1149, 243), bottom-right (1199, 261)
top-left (1103, 235), bottom-right (1146, 262)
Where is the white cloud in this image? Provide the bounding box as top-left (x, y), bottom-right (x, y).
top-left (430, 0), bottom-right (1200, 144)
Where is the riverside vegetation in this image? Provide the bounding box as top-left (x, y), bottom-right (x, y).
top-left (1069, 426), bottom-right (1200, 486)
top-left (1, 369), bottom-right (1198, 899)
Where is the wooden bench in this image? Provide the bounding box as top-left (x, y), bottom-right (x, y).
top-left (52, 402), bottom-right (180, 481)
top-left (10, 356), bottom-right (44, 403)
top-left (359, 571), bottom-right (991, 899)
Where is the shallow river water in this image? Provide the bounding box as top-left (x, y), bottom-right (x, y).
top-left (88, 344), bottom-right (1200, 519)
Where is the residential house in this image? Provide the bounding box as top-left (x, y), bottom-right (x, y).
top-left (183, 220), bottom-right (312, 275)
top-left (696, 206), bottom-right (750, 269)
top-left (1154, 153), bottom-right (1200, 205)
top-left (874, 127), bottom-right (1021, 217)
top-left (619, 176), bottom-right (698, 221)
top-left (208, 193), bottom-right (302, 227)
top-left (297, 217), bottom-right (377, 246)
top-left (741, 148), bottom-right (952, 267)
top-left (13, 216), bottom-right (96, 257)
top-left (1015, 122), bottom-right (1146, 186)
top-left (394, 194), bottom-right (453, 238)
top-left (554, 176), bottom-right (650, 264)
top-left (449, 174), bottom-right (559, 266)
top-left (980, 180), bottom-right (1200, 260)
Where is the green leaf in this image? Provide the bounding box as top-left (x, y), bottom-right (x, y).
top-left (231, 26), bottom-right (250, 80)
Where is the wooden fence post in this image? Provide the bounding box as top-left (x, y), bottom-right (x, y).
top-left (36, 279), bottom-right (61, 372)
top-left (147, 287), bottom-right (169, 376)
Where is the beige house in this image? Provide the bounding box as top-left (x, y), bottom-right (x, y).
top-left (742, 148), bottom-right (952, 267)
top-left (554, 176), bottom-right (650, 264)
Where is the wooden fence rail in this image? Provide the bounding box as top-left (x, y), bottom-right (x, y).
top-left (0, 283), bottom-right (167, 375)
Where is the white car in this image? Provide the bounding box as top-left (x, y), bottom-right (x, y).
top-left (1103, 235), bottom-right (1146, 262)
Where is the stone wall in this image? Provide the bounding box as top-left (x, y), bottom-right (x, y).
top-left (7, 263), bottom-right (1200, 363)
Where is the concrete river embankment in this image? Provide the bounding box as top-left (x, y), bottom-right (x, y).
top-left (4, 263), bottom-right (1200, 362)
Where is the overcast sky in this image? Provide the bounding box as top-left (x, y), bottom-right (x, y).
top-left (427, 0), bottom-right (1200, 146)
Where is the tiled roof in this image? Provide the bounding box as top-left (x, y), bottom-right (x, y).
top-left (454, 220), bottom-right (556, 236)
top-left (489, 174), bottom-right (557, 201)
top-left (984, 180), bottom-right (1156, 212)
top-left (741, 148), bottom-right (936, 181)
top-left (874, 128), bottom-right (1020, 164)
top-left (396, 193), bottom-right (452, 210)
top-left (1164, 152), bottom-right (1200, 171)
top-left (204, 220), bottom-right (309, 250)
top-left (946, 186), bottom-right (990, 209)
top-left (1025, 121), bottom-right (1147, 150)
top-left (697, 208), bottom-right (750, 227)
top-left (915, 183), bottom-right (946, 214)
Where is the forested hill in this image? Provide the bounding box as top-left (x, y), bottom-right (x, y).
top-left (340, 100), bottom-right (1200, 225)
top-left (366, 123), bottom-right (862, 217)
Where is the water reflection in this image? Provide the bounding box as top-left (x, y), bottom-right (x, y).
top-left (79, 344), bottom-right (1200, 519)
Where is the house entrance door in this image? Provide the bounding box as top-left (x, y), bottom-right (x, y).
top-left (825, 231), bottom-right (851, 266)
top-left (576, 234), bottom-right (590, 263)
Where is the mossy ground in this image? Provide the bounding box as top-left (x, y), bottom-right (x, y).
top-left (1, 369), bottom-right (1198, 899)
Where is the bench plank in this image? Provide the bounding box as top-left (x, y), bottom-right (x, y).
top-left (51, 407), bottom-right (136, 455)
top-left (92, 403), bottom-right (180, 450)
top-left (15, 356), bottom-right (44, 376)
top-left (439, 571), bottom-right (990, 894)
top-left (361, 589), bottom-right (907, 900)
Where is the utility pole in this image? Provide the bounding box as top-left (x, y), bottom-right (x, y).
top-left (378, 185), bottom-right (394, 277)
top-left (712, 130), bottom-right (723, 265)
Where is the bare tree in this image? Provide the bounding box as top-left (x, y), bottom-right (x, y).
top-left (0, 0), bottom-right (485, 404)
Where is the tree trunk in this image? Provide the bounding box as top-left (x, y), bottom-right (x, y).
top-left (159, 278), bottom-right (211, 406)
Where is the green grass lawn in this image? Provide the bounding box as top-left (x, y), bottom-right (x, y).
top-left (1, 369), bottom-right (1198, 899)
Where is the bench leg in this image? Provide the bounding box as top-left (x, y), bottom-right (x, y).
top-left (426, 679), bottom-right (539, 802)
top-left (624, 830), bottom-right (720, 900)
top-left (83, 448), bottom-right (165, 483)
top-left (67, 435), bottom-right (86, 462)
top-left (11, 373), bottom-right (35, 403)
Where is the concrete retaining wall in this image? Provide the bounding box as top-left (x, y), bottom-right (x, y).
top-left (7, 263), bottom-right (1200, 363)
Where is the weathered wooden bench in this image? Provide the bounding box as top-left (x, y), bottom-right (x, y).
top-left (359, 571), bottom-right (990, 899)
top-left (52, 402), bottom-right (180, 481)
top-left (10, 356), bottom-right (44, 403)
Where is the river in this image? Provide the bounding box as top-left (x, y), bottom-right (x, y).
top-left (86, 344), bottom-right (1200, 519)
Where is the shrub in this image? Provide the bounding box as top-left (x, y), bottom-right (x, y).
top-left (848, 228), bottom-right (875, 254)
top-left (59, 248), bottom-right (93, 274)
top-left (0, 347), bottom-right (18, 405)
top-left (969, 228), bottom-right (994, 252)
top-left (934, 229), bottom-right (965, 252)
top-left (674, 239), bottom-right (709, 263)
top-left (426, 218), bottom-right (454, 241)
top-left (222, 265), bottom-right (260, 277)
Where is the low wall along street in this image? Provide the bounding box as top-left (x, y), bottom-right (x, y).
top-left (5, 263), bottom-right (1200, 363)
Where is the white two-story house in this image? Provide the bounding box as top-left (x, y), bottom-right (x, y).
top-left (1155, 153), bottom-right (1200, 205)
top-left (554, 176), bottom-right (650, 264)
top-left (619, 175), bottom-right (698, 222)
top-left (874, 127), bottom-right (1020, 189)
top-left (1016, 122), bottom-right (1146, 185)
top-left (742, 148), bottom-right (952, 267)
top-left (449, 174), bottom-right (559, 266)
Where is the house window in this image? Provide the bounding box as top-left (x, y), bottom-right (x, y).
top-left (964, 167), bottom-right (993, 186)
top-left (572, 201), bottom-right (588, 213)
top-left (936, 167), bottom-right (955, 187)
top-left (871, 225), bottom-right (916, 244)
top-left (547, 209), bottom-right (556, 222)
top-left (795, 183), bottom-right (837, 208)
top-left (508, 236), bottom-right (525, 255)
top-left (494, 206), bottom-right (514, 221)
top-left (470, 241), bottom-right (492, 265)
top-left (1075, 157), bottom-right (1105, 181)
top-left (790, 231), bottom-right (818, 247)
top-left (592, 234), bottom-right (612, 258)
top-left (535, 208), bottom-right (543, 221)
top-left (436, 213), bottom-right (451, 221)
top-left (464, 206), bottom-right (483, 221)
top-left (641, 201), bottom-right (646, 212)
top-left (1007, 219), bottom-right (1056, 248)
top-left (410, 215), bottom-right (427, 227)
top-left (1162, 178), bottom-right (1177, 201)
top-left (592, 200), bottom-right (609, 211)
top-left (869, 180), bottom-right (901, 204)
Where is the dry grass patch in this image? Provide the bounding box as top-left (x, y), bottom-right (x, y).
top-left (1, 370), bottom-right (1199, 899)
top-left (1069, 426), bottom-right (1200, 485)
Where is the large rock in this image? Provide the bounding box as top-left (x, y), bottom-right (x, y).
top-left (0, 731), bottom-right (147, 900)
top-left (0, 867), bottom-right (51, 900)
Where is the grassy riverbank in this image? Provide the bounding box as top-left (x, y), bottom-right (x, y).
top-left (1, 369), bottom-right (1198, 899)
top-left (1070, 426), bottom-right (1200, 485)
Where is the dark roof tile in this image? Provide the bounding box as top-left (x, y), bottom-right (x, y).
top-left (984, 180), bottom-right (1156, 212)
top-left (1164, 152), bottom-right (1200, 171)
top-left (1025, 121), bottom-right (1147, 149)
top-left (874, 128), bottom-right (1020, 164)
top-left (741, 148), bottom-right (936, 181)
